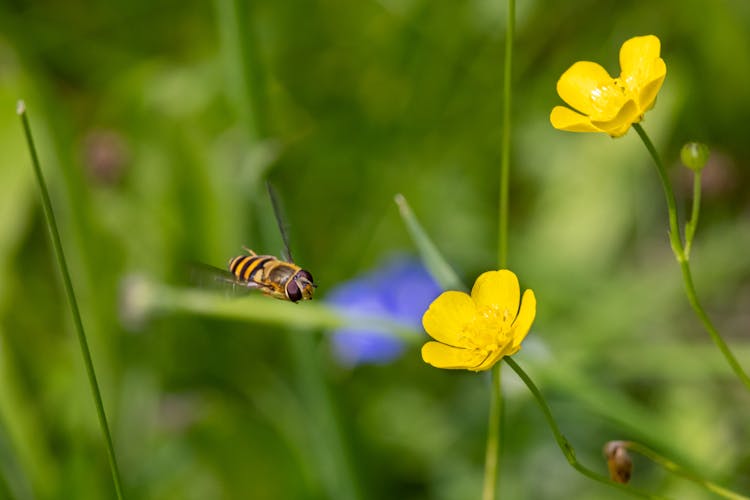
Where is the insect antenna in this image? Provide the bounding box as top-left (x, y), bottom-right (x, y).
top-left (266, 181), bottom-right (294, 263)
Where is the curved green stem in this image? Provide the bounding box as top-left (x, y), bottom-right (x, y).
top-left (482, 365), bottom-right (503, 500)
top-left (18, 101), bottom-right (125, 499)
top-left (504, 357), bottom-right (665, 499)
top-left (626, 442), bottom-right (749, 500)
top-left (678, 261), bottom-right (750, 389)
top-left (633, 123), bottom-right (750, 391)
top-left (632, 124), bottom-right (684, 260)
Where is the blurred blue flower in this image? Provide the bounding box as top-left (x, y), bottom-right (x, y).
top-left (327, 258), bottom-right (442, 366)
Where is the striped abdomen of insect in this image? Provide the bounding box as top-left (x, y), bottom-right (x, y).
top-left (228, 250), bottom-right (315, 303)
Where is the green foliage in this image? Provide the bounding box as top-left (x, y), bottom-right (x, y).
top-left (1, 0), bottom-right (749, 498)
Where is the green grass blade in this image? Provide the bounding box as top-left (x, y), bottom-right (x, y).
top-left (394, 193), bottom-right (465, 292)
top-left (17, 100), bottom-right (125, 500)
top-left (121, 275), bottom-right (421, 343)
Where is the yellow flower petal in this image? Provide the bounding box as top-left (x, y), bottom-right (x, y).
top-left (550, 106), bottom-right (601, 133)
top-left (556, 61), bottom-right (619, 119)
top-left (471, 270), bottom-right (520, 319)
top-left (510, 289), bottom-right (536, 349)
top-left (473, 344), bottom-right (516, 371)
top-left (619, 35), bottom-right (666, 113)
top-left (635, 58), bottom-right (666, 112)
top-left (590, 98), bottom-right (640, 137)
top-left (605, 123), bottom-right (632, 138)
top-left (422, 291), bottom-right (475, 347)
top-left (619, 35), bottom-right (662, 82)
top-left (421, 341), bottom-right (489, 370)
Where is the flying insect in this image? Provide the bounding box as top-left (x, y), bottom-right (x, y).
top-left (199, 183), bottom-right (316, 303)
top-left (227, 247), bottom-right (315, 303)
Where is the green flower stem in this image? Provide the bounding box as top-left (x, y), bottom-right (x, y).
top-left (482, 365), bottom-right (502, 500)
top-left (625, 442), bottom-right (749, 500)
top-left (632, 124), bottom-right (684, 259)
top-left (684, 170), bottom-right (702, 258)
top-left (678, 260), bottom-right (750, 388)
top-left (504, 357), bottom-right (665, 500)
top-left (17, 101), bottom-right (125, 500)
top-left (497, 0), bottom-right (514, 269)
top-left (633, 123), bottom-right (750, 391)
top-left (485, 0), bottom-right (514, 496)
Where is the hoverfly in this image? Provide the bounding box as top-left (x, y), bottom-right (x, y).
top-left (227, 247), bottom-right (315, 303)
top-left (199, 183), bottom-right (316, 303)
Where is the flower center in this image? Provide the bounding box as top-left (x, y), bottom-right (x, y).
top-left (589, 80), bottom-right (630, 119)
top-left (460, 305), bottom-right (513, 355)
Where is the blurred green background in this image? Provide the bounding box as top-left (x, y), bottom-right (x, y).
top-left (1, 0), bottom-right (750, 498)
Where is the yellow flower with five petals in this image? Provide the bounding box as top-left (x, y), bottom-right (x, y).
top-left (550, 35), bottom-right (666, 137)
top-left (421, 270), bottom-right (536, 371)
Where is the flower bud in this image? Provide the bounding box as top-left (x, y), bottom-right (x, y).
top-left (604, 441), bottom-right (633, 484)
top-left (680, 142), bottom-right (709, 172)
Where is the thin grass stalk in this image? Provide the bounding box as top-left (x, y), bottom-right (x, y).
top-left (17, 101), bottom-right (124, 499)
top-left (484, 0), bottom-right (515, 496)
top-left (394, 194), bottom-right (465, 292)
top-left (497, 0), bottom-right (514, 268)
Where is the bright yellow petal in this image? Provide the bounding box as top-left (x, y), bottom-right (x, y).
top-left (471, 270), bottom-right (520, 319)
top-left (510, 289), bottom-right (536, 349)
top-left (604, 122), bottom-right (634, 138)
top-left (504, 344), bottom-right (522, 358)
top-left (473, 344), bottom-right (515, 371)
top-left (421, 341), bottom-right (488, 370)
top-left (619, 35), bottom-right (666, 113)
top-left (619, 35), bottom-right (662, 80)
top-left (422, 291), bottom-right (475, 347)
top-left (556, 61), bottom-right (617, 118)
top-left (636, 57), bottom-right (666, 112)
top-left (550, 106), bottom-right (601, 133)
top-left (590, 98), bottom-right (640, 137)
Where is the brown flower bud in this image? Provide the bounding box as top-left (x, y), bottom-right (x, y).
top-left (604, 441), bottom-right (632, 484)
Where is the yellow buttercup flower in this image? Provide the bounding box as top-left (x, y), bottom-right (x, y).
top-left (421, 270), bottom-right (536, 371)
top-left (550, 35), bottom-right (666, 137)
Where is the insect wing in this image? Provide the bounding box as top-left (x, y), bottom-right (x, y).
top-left (190, 262), bottom-right (271, 297)
top-left (266, 181), bottom-right (294, 263)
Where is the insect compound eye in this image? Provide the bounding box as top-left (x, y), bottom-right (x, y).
top-left (298, 270), bottom-right (314, 286)
top-left (286, 279), bottom-right (302, 302)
